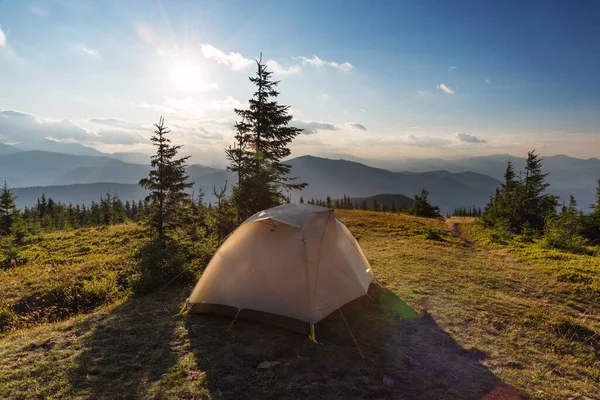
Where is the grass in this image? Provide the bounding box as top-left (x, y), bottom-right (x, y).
top-left (0, 211), bottom-right (599, 399)
top-left (0, 223), bottom-right (146, 330)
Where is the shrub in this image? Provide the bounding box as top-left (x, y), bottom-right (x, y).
top-left (134, 237), bottom-right (195, 294)
top-left (0, 302), bottom-right (16, 333)
top-left (423, 228), bottom-right (443, 241)
top-left (542, 209), bottom-right (589, 254)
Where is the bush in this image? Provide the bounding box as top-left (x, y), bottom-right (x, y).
top-left (0, 236), bottom-right (26, 269)
top-left (0, 302), bottom-right (16, 333)
top-left (542, 227), bottom-right (588, 254)
top-left (542, 212), bottom-right (589, 254)
top-left (423, 228), bottom-right (444, 241)
top-left (134, 237), bottom-right (196, 294)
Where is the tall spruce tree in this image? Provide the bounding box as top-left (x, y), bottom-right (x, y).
top-left (226, 54), bottom-right (306, 220)
top-left (139, 117), bottom-right (193, 238)
top-left (0, 182), bottom-right (17, 236)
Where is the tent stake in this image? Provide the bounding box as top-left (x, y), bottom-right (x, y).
top-left (339, 308), bottom-right (365, 359)
top-left (229, 308), bottom-right (241, 330)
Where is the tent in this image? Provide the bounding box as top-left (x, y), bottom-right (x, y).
top-left (186, 203), bottom-right (374, 336)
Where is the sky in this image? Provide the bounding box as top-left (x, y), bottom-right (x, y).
top-left (1, 0), bottom-right (599, 165)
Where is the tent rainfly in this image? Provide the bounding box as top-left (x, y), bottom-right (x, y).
top-left (185, 203), bottom-right (374, 338)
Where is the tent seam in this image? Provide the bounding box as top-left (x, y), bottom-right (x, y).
top-left (312, 210), bottom-right (333, 322)
top-left (336, 217), bottom-right (373, 287)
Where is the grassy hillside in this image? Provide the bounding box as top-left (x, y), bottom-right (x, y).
top-left (1, 211), bottom-right (599, 399)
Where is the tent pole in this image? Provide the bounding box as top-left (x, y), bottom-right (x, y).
top-left (339, 308), bottom-right (365, 359)
top-left (229, 308), bottom-right (242, 330)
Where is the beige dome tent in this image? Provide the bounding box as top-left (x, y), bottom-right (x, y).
top-left (186, 203), bottom-right (374, 335)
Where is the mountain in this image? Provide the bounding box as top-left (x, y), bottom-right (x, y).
top-left (109, 152), bottom-right (151, 164)
top-left (16, 139), bottom-right (105, 157)
top-left (284, 156), bottom-right (500, 213)
top-left (13, 183), bottom-right (149, 209)
top-left (0, 151), bottom-right (225, 188)
top-left (347, 193), bottom-right (414, 209)
top-left (0, 151), bottom-right (144, 187)
top-left (0, 142), bottom-right (20, 155)
top-left (5, 153), bottom-right (501, 213)
top-left (9, 151), bottom-right (595, 214)
top-left (371, 154), bottom-right (600, 210)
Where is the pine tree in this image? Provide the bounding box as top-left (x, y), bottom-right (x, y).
top-left (226, 54), bottom-right (306, 220)
top-left (372, 199), bottom-right (381, 212)
top-left (408, 189), bottom-right (441, 218)
top-left (0, 182), bottom-right (18, 236)
top-left (139, 117), bottom-right (194, 238)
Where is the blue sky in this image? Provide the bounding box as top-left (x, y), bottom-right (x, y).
top-left (0, 0), bottom-right (599, 164)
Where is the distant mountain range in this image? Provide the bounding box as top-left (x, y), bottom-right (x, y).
top-left (2, 144), bottom-right (598, 213)
top-left (321, 153), bottom-right (600, 210)
top-left (0, 138), bottom-right (150, 163)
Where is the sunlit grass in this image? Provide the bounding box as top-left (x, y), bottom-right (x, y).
top-left (0, 212), bottom-right (598, 399)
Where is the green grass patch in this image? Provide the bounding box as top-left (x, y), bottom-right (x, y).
top-left (0, 211), bottom-right (599, 399)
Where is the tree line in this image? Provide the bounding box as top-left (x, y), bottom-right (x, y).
top-left (481, 151), bottom-right (600, 251)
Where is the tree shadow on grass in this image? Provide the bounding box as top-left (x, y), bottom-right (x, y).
top-left (69, 289), bottom-right (184, 399)
top-left (185, 283), bottom-right (525, 400)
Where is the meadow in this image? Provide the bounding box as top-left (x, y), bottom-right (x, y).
top-left (0, 211), bottom-right (598, 399)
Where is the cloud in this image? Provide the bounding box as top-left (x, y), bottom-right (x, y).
top-left (292, 120), bottom-right (367, 135)
top-left (0, 109), bottom-right (149, 147)
top-left (416, 90), bottom-right (430, 97)
top-left (344, 122), bottom-right (367, 131)
top-left (91, 129), bottom-right (145, 145)
top-left (361, 134), bottom-right (451, 148)
top-left (360, 109), bottom-right (366, 113)
top-left (0, 26), bottom-right (6, 48)
top-left (299, 55), bottom-right (353, 71)
top-left (407, 135), bottom-right (451, 147)
top-left (200, 44), bottom-right (254, 70)
top-left (453, 132), bottom-right (487, 144)
top-left (0, 109), bottom-right (92, 144)
top-left (485, 78), bottom-right (492, 84)
top-left (136, 95), bottom-right (245, 118)
top-left (265, 59), bottom-right (301, 75)
top-left (89, 118), bottom-right (151, 131)
top-left (80, 44), bottom-right (100, 58)
top-left (293, 121), bottom-right (337, 134)
top-left (448, 66), bottom-right (457, 72)
top-left (437, 83), bottom-right (455, 94)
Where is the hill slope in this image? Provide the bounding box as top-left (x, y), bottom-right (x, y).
top-left (1, 211), bottom-right (598, 398)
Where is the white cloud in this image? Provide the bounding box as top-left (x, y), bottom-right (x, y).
top-left (293, 121), bottom-right (336, 134)
top-left (200, 44), bottom-right (254, 70)
top-left (360, 109), bottom-right (366, 113)
top-left (448, 66), bottom-right (457, 72)
top-left (342, 122), bottom-right (367, 131)
top-left (0, 27), bottom-right (6, 48)
top-left (265, 59), bottom-right (301, 75)
top-left (417, 90), bottom-right (430, 97)
top-left (80, 44), bottom-right (100, 58)
top-left (293, 120), bottom-right (367, 135)
top-left (437, 83), bottom-right (455, 94)
top-left (361, 134), bottom-right (451, 148)
top-left (137, 95), bottom-right (245, 118)
top-left (485, 78), bottom-right (492, 84)
top-left (453, 132), bottom-right (487, 144)
top-left (299, 55), bottom-right (353, 71)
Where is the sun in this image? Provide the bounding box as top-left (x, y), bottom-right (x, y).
top-left (169, 59), bottom-right (200, 91)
